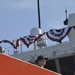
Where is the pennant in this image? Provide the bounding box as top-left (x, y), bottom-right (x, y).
top-left (46, 27), bottom-right (72, 43)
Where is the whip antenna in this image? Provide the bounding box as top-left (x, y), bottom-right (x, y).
top-left (64, 7), bottom-right (68, 25)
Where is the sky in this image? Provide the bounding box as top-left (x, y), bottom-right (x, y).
top-left (0, 0), bottom-right (75, 54)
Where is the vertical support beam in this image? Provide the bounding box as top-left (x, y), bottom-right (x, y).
top-left (55, 58), bottom-right (61, 73)
top-left (20, 40), bottom-right (22, 53)
top-left (34, 42), bottom-right (37, 50)
top-left (68, 13), bottom-right (75, 49)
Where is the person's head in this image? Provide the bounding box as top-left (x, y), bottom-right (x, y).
top-left (35, 55), bottom-right (48, 67)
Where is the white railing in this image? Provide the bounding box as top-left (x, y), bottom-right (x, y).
top-left (1, 40), bottom-right (70, 55)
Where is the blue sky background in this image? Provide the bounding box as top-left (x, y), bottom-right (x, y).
top-left (0, 0), bottom-right (75, 54)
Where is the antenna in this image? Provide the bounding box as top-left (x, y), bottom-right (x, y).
top-left (37, 0), bottom-right (41, 29)
top-left (63, 7), bottom-right (68, 25)
top-left (65, 7), bottom-right (68, 19)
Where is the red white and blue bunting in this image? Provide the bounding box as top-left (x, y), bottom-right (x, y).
top-left (0, 40), bottom-right (15, 48)
top-left (0, 26), bottom-right (75, 49)
top-left (0, 39), bottom-right (20, 49)
top-left (20, 33), bottom-right (45, 48)
top-left (46, 26), bottom-right (72, 43)
top-left (13, 39), bottom-right (20, 49)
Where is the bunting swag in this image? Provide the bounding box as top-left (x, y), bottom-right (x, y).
top-left (0, 39), bottom-right (20, 49)
top-left (0, 26), bottom-right (74, 49)
top-left (20, 33), bottom-right (45, 48)
top-left (46, 27), bottom-right (72, 43)
top-left (0, 40), bottom-right (16, 49)
top-left (13, 39), bottom-right (20, 49)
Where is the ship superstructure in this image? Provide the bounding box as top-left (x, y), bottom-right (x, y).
top-left (11, 13), bottom-right (75, 75)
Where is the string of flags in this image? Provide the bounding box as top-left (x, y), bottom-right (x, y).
top-left (0, 26), bottom-right (74, 49)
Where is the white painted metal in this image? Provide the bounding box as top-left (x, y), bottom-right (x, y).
top-left (12, 13), bottom-right (75, 71)
top-left (37, 34), bottom-right (47, 48)
top-left (30, 27), bottom-right (42, 49)
top-left (30, 27), bottom-right (42, 36)
top-left (68, 13), bottom-right (75, 48)
top-left (30, 27), bottom-right (47, 48)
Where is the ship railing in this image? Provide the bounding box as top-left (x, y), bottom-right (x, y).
top-left (1, 40), bottom-right (70, 55)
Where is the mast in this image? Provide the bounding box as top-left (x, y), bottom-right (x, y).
top-left (37, 0), bottom-right (41, 29)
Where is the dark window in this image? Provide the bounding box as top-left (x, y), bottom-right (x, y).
top-left (44, 59), bottom-right (57, 72)
top-left (59, 56), bottom-right (75, 75)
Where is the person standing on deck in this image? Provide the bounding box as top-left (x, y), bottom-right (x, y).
top-left (35, 55), bottom-right (48, 68)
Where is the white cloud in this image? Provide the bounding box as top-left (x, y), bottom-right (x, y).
top-left (0, 0), bottom-right (36, 9)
